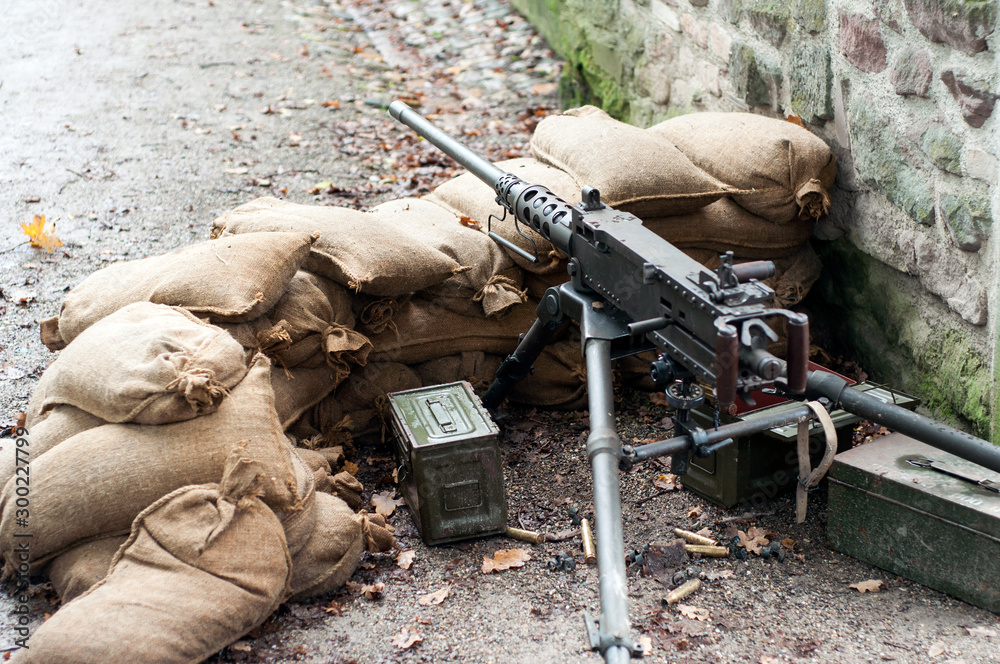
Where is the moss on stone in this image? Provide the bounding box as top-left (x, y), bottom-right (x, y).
top-left (791, 0), bottom-right (826, 33)
top-left (940, 180), bottom-right (992, 251)
top-left (920, 126), bottom-right (962, 175)
top-left (812, 239), bottom-right (994, 440)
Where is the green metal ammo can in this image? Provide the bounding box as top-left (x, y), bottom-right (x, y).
top-left (683, 382), bottom-right (918, 508)
top-left (387, 381), bottom-right (506, 545)
top-left (828, 433), bottom-right (1000, 613)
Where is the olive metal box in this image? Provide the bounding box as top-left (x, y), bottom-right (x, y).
top-left (828, 433), bottom-right (1000, 613)
top-left (387, 381), bottom-right (506, 545)
top-left (684, 381), bottom-right (918, 508)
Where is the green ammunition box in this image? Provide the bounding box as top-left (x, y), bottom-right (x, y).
top-left (828, 433), bottom-right (1000, 613)
top-left (683, 383), bottom-right (918, 508)
top-left (387, 381), bottom-right (506, 545)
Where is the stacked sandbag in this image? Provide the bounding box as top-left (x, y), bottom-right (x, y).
top-left (41, 232), bottom-right (316, 349)
top-left (29, 302), bottom-right (248, 426)
top-left (529, 106), bottom-right (734, 217)
top-left (212, 197), bottom-right (465, 297)
top-left (0, 356), bottom-right (300, 569)
top-left (367, 198), bottom-right (527, 317)
top-left (648, 112), bottom-right (837, 223)
top-left (13, 462), bottom-right (292, 664)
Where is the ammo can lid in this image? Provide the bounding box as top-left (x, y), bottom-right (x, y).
top-left (830, 433), bottom-right (1000, 538)
top-left (387, 381), bottom-right (498, 449)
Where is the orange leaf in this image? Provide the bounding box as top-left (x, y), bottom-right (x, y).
top-left (653, 474), bottom-right (677, 490)
top-left (481, 548), bottom-right (530, 573)
top-left (785, 114), bottom-right (806, 128)
top-left (20, 215), bottom-right (63, 253)
top-left (343, 460), bottom-right (359, 475)
top-left (459, 215), bottom-right (481, 230)
top-left (417, 586), bottom-right (450, 606)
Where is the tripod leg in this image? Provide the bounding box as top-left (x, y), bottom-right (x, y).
top-left (482, 315), bottom-right (563, 411)
top-left (584, 338), bottom-right (638, 663)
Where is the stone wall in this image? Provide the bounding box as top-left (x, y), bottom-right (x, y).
top-left (510, 0), bottom-right (999, 440)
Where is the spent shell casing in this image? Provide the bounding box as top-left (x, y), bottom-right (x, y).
top-left (674, 528), bottom-right (717, 546)
top-left (581, 518), bottom-right (597, 564)
top-left (683, 544), bottom-right (730, 558)
top-left (665, 578), bottom-right (702, 604)
top-left (504, 526), bottom-right (545, 545)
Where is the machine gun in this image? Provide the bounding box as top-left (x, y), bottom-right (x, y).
top-left (388, 101), bottom-right (1000, 663)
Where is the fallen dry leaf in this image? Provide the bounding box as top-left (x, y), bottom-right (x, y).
top-left (360, 582), bottom-right (385, 600)
top-left (781, 537), bottom-right (797, 550)
top-left (343, 460), bottom-right (359, 475)
top-left (418, 586), bottom-right (450, 606)
top-left (637, 635), bottom-right (653, 654)
top-left (704, 569), bottom-right (734, 581)
top-left (737, 528), bottom-right (768, 556)
top-left (397, 550), bottom-right (416, 570)
top-left (677, 605), bottom-right (710, 621)
top-left (653, 474), bottom-right (678, 490)
top-left (482, 548), bottom-right (530, 574)
top-left (391, 627), bottom-right (422, 649)
top-left (849, 579), bottom-right (884, 593)
top-left (231, 641), bottom-right (252, 653)
top-left (928, 641), bottom-right (946, 658)
top-left (687, 505), bottom-right (702, 520)
top-left (322, 599), bottom-right (344, 616)
top-left (458, 215), bottom-right (481, 230)
top-left (20, 215), bottom-right (63, 253)
top-left (965, 626), bottom-right (998, 638)
top-left (372, 491), bottom-right (405, 517)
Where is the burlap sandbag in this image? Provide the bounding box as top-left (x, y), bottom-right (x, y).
top-left (265, 271), bottom-right (371, 371)
top-left (648, 112), bottom-right (837, 224)
top-left (416, 266), bottom-right (526, 319)
top-left (530, 106), bottom-right (733, 217)
top-left (271, 364), bottom-right (344, 430)
top-left (508, 340), bottom-right (589, 410)
top-left (0, 356), bottom-right (299, 569)
top-left (47, 535), bottom-right (127, 603)
top-left (289, 491), bottom-right (395, 600)
top-left (31, 302), bottom-right (248, 426)
top-left (213, 197), bottom-right (464, 297)
top-left (353, 296), bottom-right (399, 336)
top-left (424, 157), bottom-right (577, 274)
top-left (369, 197), bottom-right (526, 316)
top-left (57, 232), bottom-right (314, 343)
top-left (368, 298), bottom-right (538, 365)
top-left (643, 198), bottom-right (814, 259)
top-left (0, 406), bottom-right (104, 496)
top-left (413, 352), bottom-right (505, 393)
top-left (326, 362), bottom-right (423, 441)
top-left (12, 464), bottom-right (292, 664)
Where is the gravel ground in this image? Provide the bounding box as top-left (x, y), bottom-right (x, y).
top-left (1, 1), bottom-right (998, 663)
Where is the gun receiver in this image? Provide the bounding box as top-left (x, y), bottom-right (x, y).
top-left (389, 100), bottom-right (807, 409)
top-left (389, 101), bottom-right (1000, 663)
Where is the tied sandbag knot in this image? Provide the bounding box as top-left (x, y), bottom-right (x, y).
top-left (360, 512), bottom-right (396, 553)
top-left (166, 368), bottom-right (229, 414)
top-left (331, 471), bottom-right (363, 511)
top-left (795, 178), bottom-right (831, 221)
top-left (473, 275), bottom-right (528, 318)
top-left (321, 325), bottom-right (373, 380)
top-left (256, 321), bottom-right (294, 354)
top-left (358, 298), bottom-right (398, 335)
